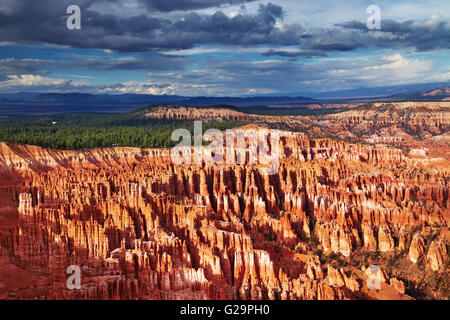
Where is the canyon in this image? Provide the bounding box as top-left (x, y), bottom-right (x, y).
top-left (0, 101), bottom-right (448, 300)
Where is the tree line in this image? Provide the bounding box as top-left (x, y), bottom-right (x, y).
top-left (0, 113), bottom-right (243, 150)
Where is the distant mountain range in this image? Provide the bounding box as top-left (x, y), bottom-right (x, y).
top-left (0, 85), bottom-right (448, 115)
top-left (0, 93), bottom-right (318, 114)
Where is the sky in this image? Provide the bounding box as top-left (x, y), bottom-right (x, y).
top-left (0, 0), bottom-right (449, 97)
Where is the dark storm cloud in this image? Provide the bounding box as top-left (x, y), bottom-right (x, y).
top-left (0, 0), bottom-right (448, 54)
top-left (0, 55), bottom-right (188, 80)
top-left (262, 49), bottom-right (327, 58)
top-left (141, 0), bottom-right (257, 12)
top-left (337, 18), bottom-right (450, 51)
top-left (0, 1), bottom-right (294, 52)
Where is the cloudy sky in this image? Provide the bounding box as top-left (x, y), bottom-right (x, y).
top-left (0, 0), bottom-right (449, 96)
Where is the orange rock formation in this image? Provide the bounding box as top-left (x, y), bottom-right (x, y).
top-left (0, 123), bottom-right (448, 300)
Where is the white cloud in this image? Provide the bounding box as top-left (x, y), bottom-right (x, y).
top-left (98, 80), bottom-right (176, 95)
top-left (341, 54), bottom-right (445, 86)
top-left (0, 74), bottom-right (87, 93)
top-left (1, 74), bottom-right (66, 86)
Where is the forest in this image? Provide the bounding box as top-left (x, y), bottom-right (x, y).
top-left (0, 110), bottom-right (243, 150)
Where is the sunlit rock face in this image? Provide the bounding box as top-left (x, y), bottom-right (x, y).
top-left (426, 240), bottom-right (448, 271)
top-left (409, 234), bottom-right (426, 264)
top-left (0, 123), bottom-right (448, 300)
